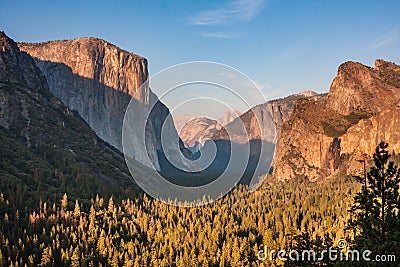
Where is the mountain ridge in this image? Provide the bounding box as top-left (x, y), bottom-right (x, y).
top-left (18, 36), bottom-right (188, 170)
top-left (0, 31), bottom-right (144, 207)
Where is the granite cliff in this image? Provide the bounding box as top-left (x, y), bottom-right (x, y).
top-left (0, 31), bottom-right (141, 203)
top-left (12, 32), bottom-right (400, 183)
top-left (274, 59), bottom-right (400, 181)
top-left (19, 38), bottom-right (184, 170)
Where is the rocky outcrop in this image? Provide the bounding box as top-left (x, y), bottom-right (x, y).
top-left (268, 90), bottom-right (325, 136)
top-left (18, 38), bottom-right (148, 97)
top-left (273, 99), bottom-right (346, 180)
top-left (274, 59), bottom-right (400, 181)
top-left (0, 31), bottom-right (139, 199)
top-left (341, 101), bottom-right (400, 174)
top-left (326, 60), bottom-right (400, 116)
top-left (188, 91), bottom-right (325, 181)
top-left (0, 32), bottom-right (48, 92)
top-left (18, 38), bottom-right (182, 169)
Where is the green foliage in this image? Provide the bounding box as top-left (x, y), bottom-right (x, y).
top-left (0, 179), bottom-right (358, 266)
top-left (0, 83), bottom-right (140, 210)
top-left (321, 112), bottom-right (370, 138)
top-left (348, 142), bottom-right (400, 259)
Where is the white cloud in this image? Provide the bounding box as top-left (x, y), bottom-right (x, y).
top-left (219, 72), bottom-right (237, 78)
top-left (369, 26), bottom-right (400, 49)
top-left (189, 0), bottom-right (265, 25)
top-left (201, 33), bottom-right (237, 39)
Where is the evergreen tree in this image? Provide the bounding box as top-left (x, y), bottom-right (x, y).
top-left (71, 246), bottom-right (80, 267)
top-left (349, 142), bottom-right (400, 255)
top-left (39, 246), bottom-right (53, 266)
top-left (74, 199), bottom-right (81, 218)
top-left (108, 196), bottom-right (114, 214)
top-left (61, 193), bottom-right (68, 217)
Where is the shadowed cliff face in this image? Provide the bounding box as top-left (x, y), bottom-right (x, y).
top-left (181, 91), bottom-right (324, 183)
top-left (274, 59), bottom-right (400, 181)
top-left (0, 31), bottom-right (140, 202)
top-left (18, 38), bottom-right (184, 170)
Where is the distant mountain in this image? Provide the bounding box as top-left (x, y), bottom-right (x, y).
top-left (218, 110), bottom-right (241, 126)
top-left (207, 91), bottom-right (322, 146)
top-left (198, 90), bottom-right (324, 182)
top-left (173, 114), bottom-right (195, 133)
top-left (175, 110), bottom-right (240, 150)
top-left (0, 31), bottom-right (145, 207)
top-left (180, 117), bottom-right (218, 146)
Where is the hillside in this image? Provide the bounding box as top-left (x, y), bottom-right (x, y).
top-left (0, 32), bottom-right (143, 208)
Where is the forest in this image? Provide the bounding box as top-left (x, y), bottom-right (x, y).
top-left (1, 143), bottom-right (399, 266)
top-left (0, 177), bottom-right (359, 266)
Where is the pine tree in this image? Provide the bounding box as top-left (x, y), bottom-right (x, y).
top-left (74, 200), bottom-right (81, 218)
top-left (61, 193), bottom-right (68, 217)
top-left (71, 246), bottom-right (80, 267)
top-left (349, 142), bottom-right (400, 255)
top-left (108, 197), bottom-right (114, 214)
top-left (39, 246), bottom-right (53, 266)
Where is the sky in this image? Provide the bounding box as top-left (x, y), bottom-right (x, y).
top-left (1, 0), bottom-right (399, 116)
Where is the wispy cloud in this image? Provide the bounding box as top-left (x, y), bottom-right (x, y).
top-left (189, 0), bottom-right (265, 25)
top-left (201, 33), bottom-right (237, 39)
top-left (219, 72), bottom-right (237, 78)
top-left (369, 26), bottom-right (400, 49)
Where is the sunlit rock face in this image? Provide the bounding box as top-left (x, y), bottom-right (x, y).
top-left (274, 60), bottom-right (400, 181)
top-left (19, 38), bottom-right (183, 170)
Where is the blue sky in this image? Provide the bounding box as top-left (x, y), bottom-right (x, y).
top-left (1, 0), bottom-right (399, 114)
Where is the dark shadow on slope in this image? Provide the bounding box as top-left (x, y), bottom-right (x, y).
top-left (157, 138), bottom-right (275, 187)
top-left (27, 57), bottom-right (275, 190)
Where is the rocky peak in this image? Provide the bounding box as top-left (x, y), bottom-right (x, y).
top-left (325, 60), bottom-right (400, 116)
top-left (374, 59), bottom-right (400, 89)
top-left (375, 59), bottom-right (400, 71)
top-left (0, 31), bottom-right (18, 51)
top-left (175, 110), bottom-right (241, 149)
top-left (295, 90), bottom-right (318, 98)
top-left (0, 31), bottom-right (48, 91)
top-left (179, 116), bottom-right (220, 148)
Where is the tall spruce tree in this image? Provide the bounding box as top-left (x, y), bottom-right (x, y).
top-left (349, 142), bottom-right (400, 256)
